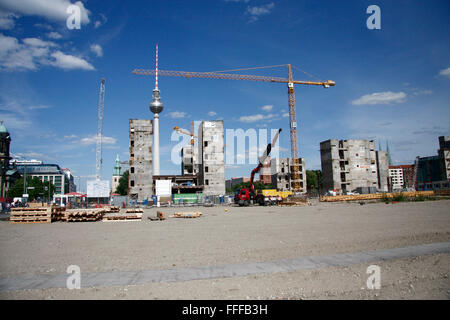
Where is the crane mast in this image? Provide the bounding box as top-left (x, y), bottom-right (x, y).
top-left (96, 78), bottom-right (105, 181)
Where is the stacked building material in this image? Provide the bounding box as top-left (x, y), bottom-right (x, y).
top-left (171, 211), bottom-right (202, 218)
top-left (104, 206), bottom-right (120, 213)
top-left (125, 208), bottom-right (144, 213)
top-left (320, 191), bottom-right (435, 202)
top-left (102, 212), bottom-right (142, 222)
top-left (64, 208), bottom-right (105, 222)
top-left (9, 207), bottom-right (52, 224)
top-left (51, 206), bottom-right (67, 222)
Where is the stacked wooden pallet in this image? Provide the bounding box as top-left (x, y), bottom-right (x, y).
top-left (51, 206), bottom-right (67, 222)
top-left (320, 191), bottom-right (435, 202)
top-left (125, 208), bottom-right (144, 214)
top-left (104, 206), bottom-right (121, 213)
top-left (102, 213), bottom-right (142, 222)
top-left (10, 207), bottom-right (52, 224)
top-left (64, 208), bottom-right (106, 222)
top-left (170, 211), bottom-right (202, 218)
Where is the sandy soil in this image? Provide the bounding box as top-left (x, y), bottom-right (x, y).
top-left (0, 199), bottom-right (449, 299)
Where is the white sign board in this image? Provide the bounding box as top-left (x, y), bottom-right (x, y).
top-left (155, 180), bottom-right (172, 196)
top-left (87, 180), bottom-right (110, 198)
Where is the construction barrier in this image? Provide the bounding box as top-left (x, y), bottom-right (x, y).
top-left (320, 191), bottom-right (435, 202)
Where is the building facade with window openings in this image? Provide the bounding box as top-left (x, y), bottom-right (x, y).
top-left (389, 166), bottom-right (404, 190)
top-left (198, 120), bottom-right (225, 196)
top-left (14, 161), bottom-right (69, 194)
top-left (320, 139), bottom-right (386, 193)
top-left (128, 119), bottom-right (153, 202)
top-left (270, 157), bottom-right (307, 193)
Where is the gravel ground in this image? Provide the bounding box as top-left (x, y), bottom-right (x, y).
top-left (0, 199), bottom-right (449, 299)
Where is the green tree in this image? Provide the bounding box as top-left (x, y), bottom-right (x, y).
top-left (231, 181), bottom-right (272, 192)
top-left (7, 177), bottom-right (56, 201)
top-left (306, 170), bottom-right (319, 191)
top-left (115, 170), bottom-right (129, 195)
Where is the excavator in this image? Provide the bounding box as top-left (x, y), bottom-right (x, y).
top-left (236, 128), bottom-right (282, 206)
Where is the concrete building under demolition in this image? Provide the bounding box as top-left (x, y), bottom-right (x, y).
top-left (270, 157), bottom-right (307, 193)
top-left (181, 146), bottom-right (198, 176)
top-left (198, 120), bottom-right (225, 196)
top-left (128, 119), bottom-right (153, 202)
top-left (320, 139), bottom-right (389, 194)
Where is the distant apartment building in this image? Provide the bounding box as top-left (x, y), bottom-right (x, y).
top-left (389, 166), bottom-right (404, 190)
top-left (198, 120), bottom-right (225, 196)
top-left (270, 157), bottom-right (307, 193)
top-left (320, 139), bottom-right (387, 194)
top-left (62, 168), bottom-right (76, 193)
top-left (129, 119), bottom-right (153, 202)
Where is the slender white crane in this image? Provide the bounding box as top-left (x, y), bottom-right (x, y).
top-left (96, 78), bottom-right (105, 180)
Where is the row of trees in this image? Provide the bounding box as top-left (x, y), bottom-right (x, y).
top-left (7, 177), bottom-right (56, 201)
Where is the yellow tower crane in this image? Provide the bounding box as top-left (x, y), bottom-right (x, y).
top-left (133, 64), bottom-right (335, 193)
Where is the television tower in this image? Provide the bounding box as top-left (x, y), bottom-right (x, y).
top-left (150, 44), bottom-right (163, 176)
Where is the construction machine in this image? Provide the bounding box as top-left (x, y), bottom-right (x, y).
top-left (236, 128), bottom-right (282, 206)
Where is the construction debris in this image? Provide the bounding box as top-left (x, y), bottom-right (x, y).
top-left (148, 211), bottom-right (166, 221)
top-left (170, 211), bottom-right (202, 218)
top-left (104, 206), bottom-right (121, 213)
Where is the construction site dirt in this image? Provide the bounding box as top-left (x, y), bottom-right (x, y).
top-left (0, 200), bottom-right (449, 300)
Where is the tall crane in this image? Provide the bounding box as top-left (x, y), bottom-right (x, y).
top-left (132, 64), bottom-right (335, 192)
top-left (96, 78), bottom-right (105, 180)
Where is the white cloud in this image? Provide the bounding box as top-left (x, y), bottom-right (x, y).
top-left (46, 31), bottom-right (62, 39)
top-left (282, 112), bottom-right (289, 117)
top-left (90, 44), bottom-right (103, 57)
top-left (0, 12), bottom-right (17, 30)
top-left (49, 51), bottom-right (94, 70)
top-left (438, 67), bottom-right (450, 78)
top-left (28, 104), bottom-right (51, 110)
top-left (168, 111), bottom-right (187, 118)
top-left (0, 33), bottom-right (94, 71)
top-left (94, 13), bottom-right (107, 29)
top-left (352, 91), bottom-right (407, 105)
top-left (246, 2), bottom-right (275, 22)
top-left (0, 0), bottom-right (90, 24)
top-left (23, 37), bottom-right (57, 47)
top-left (64, 134), bottom-right (78, 139)
top-left (208, 111), bottom-right (217, 116)
top-left (79, 135), bottom-right (116, 146)
top-left (261, 105), bottom-right (273, 112)
top-left (239, 113), bottom-right (276, 123)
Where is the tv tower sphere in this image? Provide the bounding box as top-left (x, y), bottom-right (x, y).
top-left (150, 88), bottom-right (163, 114)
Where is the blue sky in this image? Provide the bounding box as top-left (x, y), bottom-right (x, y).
top-left (1, 0), bottom-right (449, 192)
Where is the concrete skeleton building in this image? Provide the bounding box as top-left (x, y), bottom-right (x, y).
top-left (270, 157), bottom-right (307, 193)
top-left (128, 119), bottom-right (153, 202)
top-left (198, 120), bottom-right (225, 196)
top-left (259, 156), bottom-right (272, 185)
top-left (320, 139), bottom-right (388, 194)
top-left (181, 146), bottom-right (198, 176)
top-left (388, 166), bottom-right (404, 190)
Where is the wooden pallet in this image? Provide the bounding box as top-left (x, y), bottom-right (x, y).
top-left (10, 207), bottom-right (52, 224)
top-left (125, 208), bottom-right (144, 214)
top-left (102, 213), bottom-right (142, 222)
top-left (65, 209), bottom-right (105, 222)
top-left (170, 211), bottom-right (202, 218)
